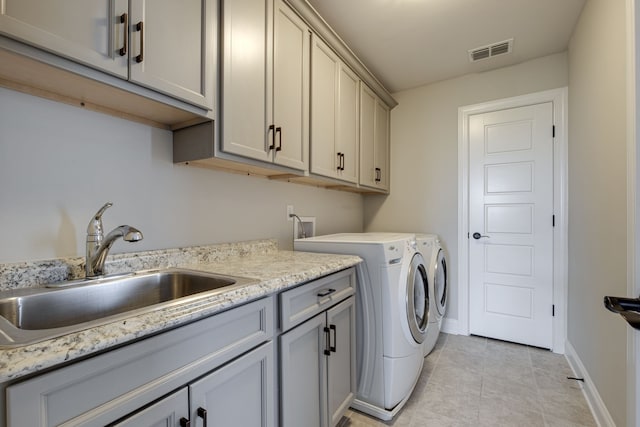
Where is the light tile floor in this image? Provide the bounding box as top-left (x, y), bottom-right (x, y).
top-left (340, 333), bottom-right (597, 427)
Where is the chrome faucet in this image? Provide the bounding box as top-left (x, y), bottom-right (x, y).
top-left (85, 202), bottom-right (143, 277)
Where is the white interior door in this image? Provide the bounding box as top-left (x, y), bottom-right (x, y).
top-left (469, 102), bottom-right (554, 349)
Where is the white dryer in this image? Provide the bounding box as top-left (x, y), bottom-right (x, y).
top-left (294, 233), bottom-right (430, 421)
top-left (416, 234), bottom-right (448, 356)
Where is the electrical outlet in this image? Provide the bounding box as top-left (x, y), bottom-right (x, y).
top-left (286, 205), bottom-right (294, 221)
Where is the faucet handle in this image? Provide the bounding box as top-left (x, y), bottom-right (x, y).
top-left (87, 202), bottom-right (113, 236)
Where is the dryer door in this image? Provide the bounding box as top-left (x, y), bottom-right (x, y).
top-left (434, 249), bottom-right (448, 318)
top-left (406, 253), bottom-right (430, 344)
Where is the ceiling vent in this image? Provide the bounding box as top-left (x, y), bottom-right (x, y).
top-left (468, 39), bottom-right (513, 62)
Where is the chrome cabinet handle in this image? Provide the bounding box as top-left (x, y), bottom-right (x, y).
top-left (135, 21), bottom-right (144, 63)
top-left (472, 232), bottom-right (490, 240)
top-left (119, 13), bottom-right (128, 56)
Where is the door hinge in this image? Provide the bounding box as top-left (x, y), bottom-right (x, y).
top-left (552, 125), bottom-right (556, 138)
top-left (552, 215), bottom-right (555, 227)
top-left (552, 305), bottom-right (555, 316)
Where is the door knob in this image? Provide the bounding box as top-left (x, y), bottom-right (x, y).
top-left (472, 232), bottom-right (490, 240)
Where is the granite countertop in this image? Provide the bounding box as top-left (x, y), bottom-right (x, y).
top-left (0, 240), bottom-right (361, 384)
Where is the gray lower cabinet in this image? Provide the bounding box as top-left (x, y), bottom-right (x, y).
top-left (114, 342), bottom-right (274, 427)
top-left (279, 268), bottom-right (357, 427)
top-left (4, 268), bottom-right (356, 427)
top-left (112, 388), bottom-right (189, 427)
top-left (5, 297), bottom-right (274, 427)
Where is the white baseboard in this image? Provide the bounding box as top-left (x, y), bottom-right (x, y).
top-left (565, 341), bottom-right (616, 427)
top-left (441, 318), bottom-right (460, 335)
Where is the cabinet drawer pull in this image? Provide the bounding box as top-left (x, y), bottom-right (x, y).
top-left (197, 407), bottom-right (208, 427)
top-left (323, 326), bottom-right (331, 355)
top-left (179, 417), bottom-right (190, 427)
top-left (336, 153), bottom-right (342, 171)
top-left (268, 124), bottom-right (275, 150)
top-left (341, 153), bottom-right (345, 171)
top-left (119, 13), bottom-right (128, 56)
top-left (275, 127), bottom-right (282, 151)
top-left (135, 21), bottom-right (144, 63)
top-left (329, 324), bottom-right (337, 353)
top-left (375, 167), bottom-right (381, 182)
top-left (317, 288), bottom-right (336, 298)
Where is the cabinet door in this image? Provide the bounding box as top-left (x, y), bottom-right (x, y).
top-left (272, 0), bottom-right (309, 171)
top-left (112, 388), bottom-right (189, 427)
top-left (280, 314), bottom-right (327, 427)
top-left (359, 84), bottom-right (377, 188)
top-left (310, 34), bottom-right (339, 180)
top-left (374, 100), bottom-right (390, 191)
top-left (359, 84), bottom-right (390, 192)
top-left (190, 342), bottom-right (275, 427)
top-left (336, 64), bottom-right (359, 184)
top-left (0, 0), bottom-right (128, 77)
top-left (129, 0), bottom-right (214, 109)
top-left (221, 0), bottom-right (272, 162)
top-left (326, 297), bottom-right (356, 427)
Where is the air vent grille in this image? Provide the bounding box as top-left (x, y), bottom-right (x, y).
top-left (469, 39), bottom-right (513, 62)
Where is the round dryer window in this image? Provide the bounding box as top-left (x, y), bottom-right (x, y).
top-left (434, 249), bottom-right (448, 317)
top-left (406, 253), bottom-right (430, 343)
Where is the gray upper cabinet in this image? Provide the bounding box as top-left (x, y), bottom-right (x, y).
top-left (0, 0), bottom-right (214, 109)
top-left (0, 0), bottom-right (129, 78)
top-left (128, 0), bottom-right (214, 109)
top-left (359, 83), bottom-right (390, 192)
top-left (221, 0), bottom-right (309, 171)
top-left (310, 34), bottom-right (359, 184)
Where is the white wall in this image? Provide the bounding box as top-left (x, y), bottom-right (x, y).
top-left (364, 52), bottom-right (569, 322)
top-left (0, 88), bottom-right (364, 264)
top-left (568, 0), bottom-right (628, 424)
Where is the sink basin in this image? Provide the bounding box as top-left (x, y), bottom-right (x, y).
top-left (0, 268), bottom-right (257, 347)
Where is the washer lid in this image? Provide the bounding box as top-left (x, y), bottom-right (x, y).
top-left (299, 232), bottom-right (414, 244)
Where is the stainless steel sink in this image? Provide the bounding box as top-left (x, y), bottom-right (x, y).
top-left (0, 268), bottom-right (257, 347)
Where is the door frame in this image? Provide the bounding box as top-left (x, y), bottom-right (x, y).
top-left (626, 1), bottom-right (639, 425)
top-left (457, 88), bottom-right (568, 353)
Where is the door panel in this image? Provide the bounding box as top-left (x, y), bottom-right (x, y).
top-left (113, 388), bottom-right (188, 427)
top-left (0, 0), bottom-right (128, 77)
top-left (273, 0), bottom-right (309, 170)
top-left (221, 0), bottom-right (271, 161)
top-left (280, 314), bottom-right (326, 427)
top-left (469, 102), bottom-right (554, 348)
top-left (327, 298), bottom-right (356, 427)
top-left (310, 35), bottom-right (339, 178)
top-left (190, 342), bottom-right (275, 427)
top-left (336, 64), bottom-right (359, 183)
top-left (129, 0), bottom-right (213, 108)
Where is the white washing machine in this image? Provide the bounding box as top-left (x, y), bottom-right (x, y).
top-left (294, 233), bottom-right (430, 421)
top-left (416, 234), bottom-right (448, 356)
